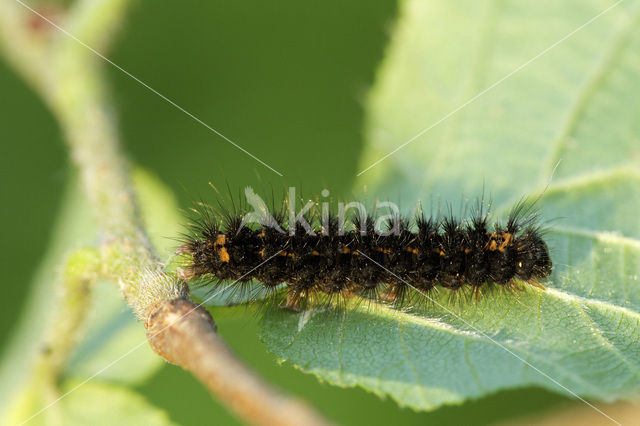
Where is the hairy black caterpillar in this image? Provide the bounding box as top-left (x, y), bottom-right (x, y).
top-left (177, 191), bottom-right (552, 310)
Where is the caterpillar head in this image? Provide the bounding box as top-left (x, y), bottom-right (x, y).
top-left (515, 230), bottom-right (552, 280)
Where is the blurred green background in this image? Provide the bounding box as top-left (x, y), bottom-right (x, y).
top-left (0, 0), bottom-right (585, 424)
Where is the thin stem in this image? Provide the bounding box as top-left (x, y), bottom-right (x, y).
top-left (146, 299), bottom-right (331, 426)
top-left (0, 1), bottom-right (331, 424)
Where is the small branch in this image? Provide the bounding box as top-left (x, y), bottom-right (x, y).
top-left (146, 299), bottom-right (331, 426)
top-left (0, 1), bottom-right (332, 425)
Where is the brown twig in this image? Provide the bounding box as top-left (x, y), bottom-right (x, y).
top-left (146, 299), bottom-right (332, 426)
top-left (0, 1), bottom-right (332, 425)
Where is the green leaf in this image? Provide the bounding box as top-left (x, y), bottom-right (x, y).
top-left (63, 279), bottom-right (162, 385)
top-left (58, 381), bottom-right (176, 426)
top-left (0, 178), bottom-right (97, 416)
top-left (132, 168), bottom-right (184, 259)
top-left (260, 0), bottom-right (640, 411)
top-left (10, 381), bottom-right (176, 426)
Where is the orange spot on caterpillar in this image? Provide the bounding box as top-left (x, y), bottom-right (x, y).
top-left (487, 232), bottom-right (513, 252)
top-left (218, 247), bottom-right (230, 263)
top-left (499, 233), bottom-right (513, 252)
top-left (406, 246), bottom-right (419, 254)
top-left (214, 234), bottom-right (226, 246)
